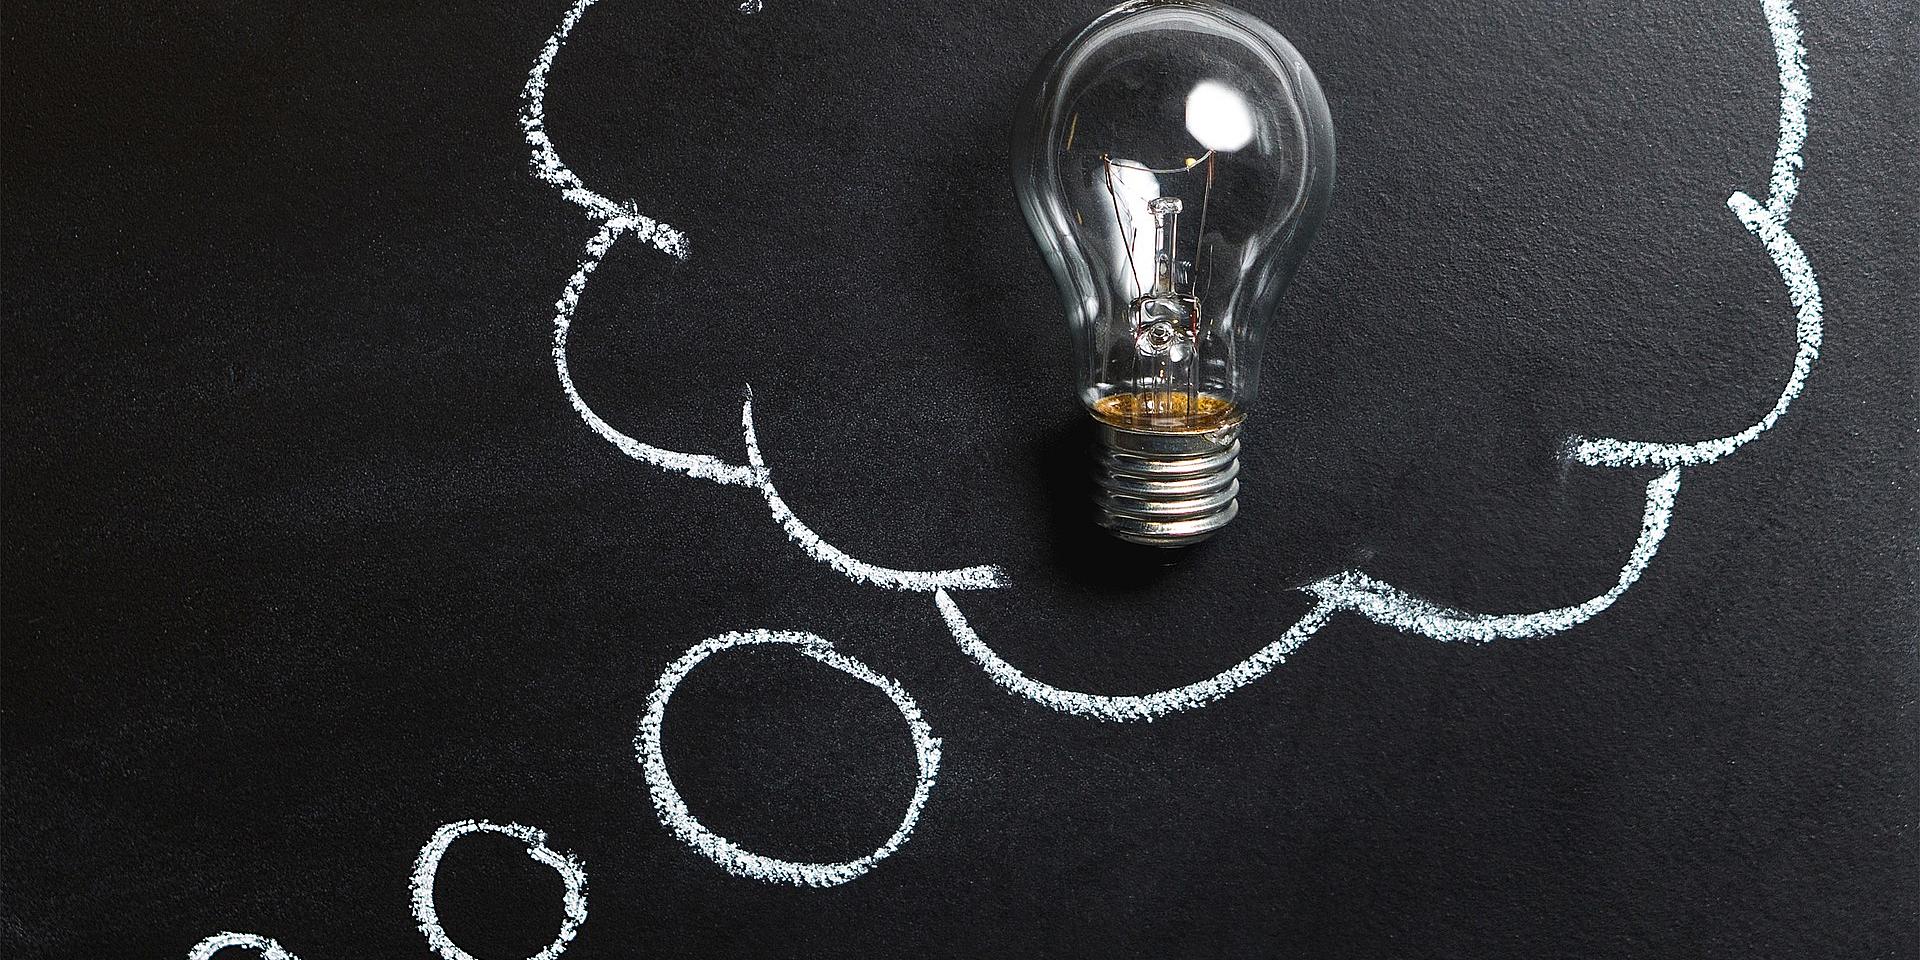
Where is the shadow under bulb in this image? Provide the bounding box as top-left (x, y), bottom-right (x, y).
top-left (1012, 0), bottom-right (1335, 547)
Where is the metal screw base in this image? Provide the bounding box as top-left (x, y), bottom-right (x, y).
top-left (1091, 415), bottom-right (1242, 548)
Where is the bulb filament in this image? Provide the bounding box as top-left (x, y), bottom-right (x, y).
top-left (1101, 151), bottom-right (1217, 428)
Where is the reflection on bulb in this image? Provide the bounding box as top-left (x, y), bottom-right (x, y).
top-left (1013, 0), bottom-right (1335, 546)
top-left (1185, 81), bottom-right (1255, 152)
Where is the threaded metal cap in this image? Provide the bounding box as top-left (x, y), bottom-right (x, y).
top-left (1091, 416), bottom-right (1242, 547)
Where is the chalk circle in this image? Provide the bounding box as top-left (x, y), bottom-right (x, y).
top-left (187, 932), bottom-right (297, 960)
top-left (409, 819), bottom-right (590, 960)
top-left (636, 630), bottom-right (942, 887)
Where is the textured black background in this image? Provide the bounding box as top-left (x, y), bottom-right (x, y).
top-left (4, 1), bottom-right (1916, 957)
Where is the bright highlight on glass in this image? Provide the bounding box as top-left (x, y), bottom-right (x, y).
top-left (1013, 0), bottom-right (1335, 546)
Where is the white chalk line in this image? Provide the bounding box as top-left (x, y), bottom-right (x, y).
top-left (929, 0), bottom-right (1818, 719)
top-left (1568, 0), bottom-right (1820, 470)
top-left (170, 3), bottom-right (1832, 939)
top-left (740, 392), bottom-right (1010, 592)
top-left (188, 933), bottom-right (298, 960)
top-left (935, 590), bottom-right (1338, 722)
top-left (1305, 468), bottom-right (1681, 641)
top-left (934, 468), bottom-right (1679, 718)
top-left (1762, 0), bottom-right (1809, 223)
top-left (522, 0), bottom-right (985, 888)
top-left (522, 0), bottom-right (690, 258)
top-left (536, 0), bottom-right (1818, 728)
top-left (636, 630), bottom-right (941, 886)
top-left (1570, 192), bottom-right (1823, 470)
top-left (549, 219), bottom-right (1008, 586)
top-left (185, 821), bottom-right (590, 960)
top-left (553, 217), bottom-right (765, 487)
top-left (410, 819), bottom-right (590, 960)
top-left (531, 0), bottom-right (1005, 588)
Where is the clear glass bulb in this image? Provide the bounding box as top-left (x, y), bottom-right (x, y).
top-left (1013, 0), bottom-right (1334, 546)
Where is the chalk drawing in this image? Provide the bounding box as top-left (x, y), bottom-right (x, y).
top-left (547, 220), bottom-right (1011, 580)
top-left (504, 0), bottom-right (1832, 901)
top-left (1761, 0), bottom-right (1811, 223)
top-left (185, 822), bottom-right (589, 960)
top-left (552, 217), bottom-right (765, 487)
top-left (529, 0), bottom-right (1006, 589)
top-left (1569, 0), bottom-right (1819, 470)
top-left (521, 0), bottom-right (689, 257)
top-left (740, 392), bottom-right (1009, 591)
top-left (164, 5), bottom-right (1833, 951)
top-left (188, 933), bottom-right (298, 960)
top-left (1305, 469), bottom-right (1681, 641)
top-left (1567, 189), bottom-right (1822, 469)
top-left (636, 630), bottom-right (941, 886)
top-left (937, 590), bottom-right (1337, 721)
top-left (927, 0), bottom-right (1819, 717)
top-left (937, 466), bottom-right (1675, 719)
top-left (930, 467), bottom-right (1681, 716)
top-left (410, 819), bottom-right (590, 960)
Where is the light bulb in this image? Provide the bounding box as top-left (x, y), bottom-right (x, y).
top-left (1013, 0), bottom-right (1335, 547)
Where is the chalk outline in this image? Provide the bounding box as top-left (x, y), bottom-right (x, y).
top-left (521, 0), bottom-right (1822, 884)
top-left (635, 630), bottom-right (942, 886)
top-left (937, 0), bottom-right (1817, 718)
top-left (527, 0), bottom-right (1818, 697)
top-left (526, 0), bottom-right (1006, 591)
top-left (409, 819), bottom-right (591, 960)
top-left (188, 933), bottom-right (297, 960)
top-left (158, 3), bottom-right (1834, 950)
top-left (185, 820), bottom-right (588, 960)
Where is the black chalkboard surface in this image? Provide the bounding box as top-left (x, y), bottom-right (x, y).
top-left (4, 0), bottom-right (1916, 957)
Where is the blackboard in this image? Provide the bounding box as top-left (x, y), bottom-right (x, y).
top-left (4, 0), bottom-right (1916, 956)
